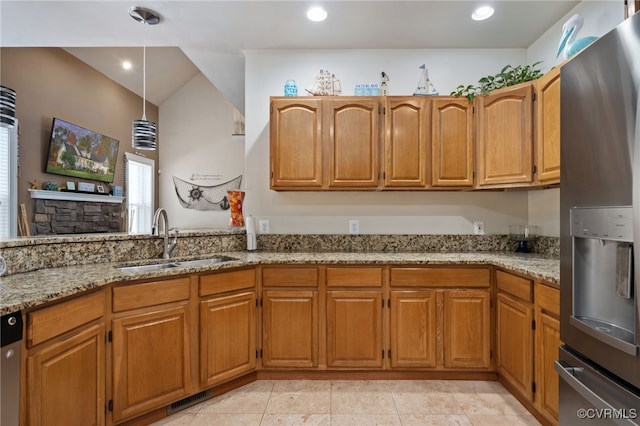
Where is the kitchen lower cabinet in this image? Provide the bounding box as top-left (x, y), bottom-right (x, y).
top-left (389, 266), bottom-right (492, 370)
top-left (262, 290), bottom-right (318, 368)
top-left (111, 277), bottom-right (193, 423)
top-left (24, 291), bottom-right (106, 426)
top-left (199, 268), bottom-right (257, 387)
top-left (496, 270), bottom-right (535, 403)
top-left (535, 283), bottom-right (562, 425)
top-left (326, 290), bottom-right (383, 368)
top-left (443, 290), bottom-right (491, 369)
top-left (389, 290), bottom-right (437, 368)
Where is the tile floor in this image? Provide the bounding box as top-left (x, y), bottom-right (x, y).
top-left (151, 380), bottom-right (541, 426)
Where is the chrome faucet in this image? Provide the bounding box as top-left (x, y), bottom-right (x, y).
top-left (152, 208), bottom-right (178, 259)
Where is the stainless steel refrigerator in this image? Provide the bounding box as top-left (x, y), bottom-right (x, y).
top-left (559, 11), bottom-right (640, 425)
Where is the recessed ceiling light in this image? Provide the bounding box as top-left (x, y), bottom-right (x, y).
top-left (472, 6), bottom-right (494, 21)
top-left (122, 60), bottom-right (132, 70)
top-left (307, 6), bottom-right (327, 22)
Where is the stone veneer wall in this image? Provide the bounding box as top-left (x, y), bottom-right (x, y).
top-left (33, 199), bottom-right (123, 235)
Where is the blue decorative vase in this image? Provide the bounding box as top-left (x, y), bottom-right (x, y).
top-left (284, 80), bottom-right (298, 96)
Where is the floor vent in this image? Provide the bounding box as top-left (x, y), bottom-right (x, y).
top-left (167, 389), bottom-right (213, 415)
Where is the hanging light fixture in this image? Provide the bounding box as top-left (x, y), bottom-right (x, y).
top-left (0, 85), bottom-right (17, 128)
top-left (129, 6), bottom-right (160, 150)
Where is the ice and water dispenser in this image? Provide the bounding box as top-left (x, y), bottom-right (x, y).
top-left (570, 206), bottom-right (638, 355)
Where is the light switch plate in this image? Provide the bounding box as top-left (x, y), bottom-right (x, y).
top-left (473, 221), bottom-right (485, 235)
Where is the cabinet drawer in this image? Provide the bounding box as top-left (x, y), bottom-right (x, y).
top-left (112, 277), bottom-right (191, 312)
top-left (27, 290), bottom-right (105, 347)
top-left (200, 268), bottom-right (255, 296)
top-left (496, 270), bottom-right (533, 302)
top-left (535, 283), bottom-right (560, 316)
top-left (262, 267), bottom-right (319, 287)
top-left (326, 267), bottom-right (383, 287)
top-left (390, 267), bottom-right (490, 288)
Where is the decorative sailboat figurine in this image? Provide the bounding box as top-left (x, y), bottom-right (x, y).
top-left (413, 64), bottom-right (439, 96)
top-left (306, 69), bottom-right (342, 96)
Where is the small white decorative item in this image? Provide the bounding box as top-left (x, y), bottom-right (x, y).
top-left (557, 14), bottom-right (598, 60)
top-left (97, 185), bottom-right (105, 194)
top-left (380, 72), bottom-right (389, 95)
top-left (413, 64), bottom-right (439, 96)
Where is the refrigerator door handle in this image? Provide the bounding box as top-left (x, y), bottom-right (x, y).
top-left (555, 360), bottom-right (639, 425)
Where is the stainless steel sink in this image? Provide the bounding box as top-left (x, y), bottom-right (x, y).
top-left (116, 256), bottom-right (237, 273)
top-left (117, 262), bottom-right (181, 273)
top-left (177, 256), bottom-right (237, 268)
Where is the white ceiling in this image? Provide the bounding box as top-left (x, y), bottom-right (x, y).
top-left (1, 1), bottom-right (580, 112)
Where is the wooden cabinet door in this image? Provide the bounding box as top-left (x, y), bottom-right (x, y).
top-left (497, 293), bottom-right (534, 401)
top-left (431, 97), bottom-right (474, 187)
top-left (384, 97), bottom-right (429, 187)
top-left (476, 84), bottom-right (534, 187)
top-left (26, 323), bottom-right (105, 426)
top-left (536, 311), bottom-right (561, 423)
top-left (535, 67), bottom-right (561, 185)
top-left (112, 305), bottom-right (191, 422)
top-left (326, 290), bottom-right (383, 367)
top-left (263, 290), bottom-right (318, 368)
top-left (443, 290), bottom-right (491, 369)
top-left (200, 291), bottom-right (256, 387)
top-left (270, 98), bottom-right (323, 189)
top-left (326, 98), bottom-right (380, 188)
top-left (390, 290), bottom-right (437, 368)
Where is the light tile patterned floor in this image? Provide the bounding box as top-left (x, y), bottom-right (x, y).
top-left (151, 380), bottom-right (541, 426)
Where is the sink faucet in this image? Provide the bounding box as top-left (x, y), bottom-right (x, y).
top-left (152, 208), bottom-right (178, 259)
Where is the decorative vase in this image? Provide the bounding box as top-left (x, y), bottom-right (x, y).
top-left (284, 80), bottom-right (298, 96)
top-left (227, 190), bottom-right (245, 227)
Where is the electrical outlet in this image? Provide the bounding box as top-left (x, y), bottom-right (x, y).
top-left (349, 219), bottom-right (360, 235)
top-left (473, 221), bottom-right (485, 235)
top-left (259, 219), bottom-right (270, 234)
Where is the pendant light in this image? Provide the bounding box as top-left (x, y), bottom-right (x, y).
top-left (129, 6), bottom-right (160, 150)
top-left (0, 85), bottom-right (17, 128)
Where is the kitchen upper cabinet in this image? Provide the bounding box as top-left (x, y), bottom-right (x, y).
top-left (476, 84), bottom-right (534, 187)
top-left (326, 98), bottom-right (380, 188)
top-left (111, 277), bottom-right (193, 423)
top-left (270, 98), bottom-right (323, 189)
top-left (431, 97), bottom-right (475, 188)
top-left (383, 97), bottom-right (429, 187)
top-left (25, 291), bottom-right (105, 426)
top-left (496, 271), bottom-right (534, 402)
top-left (534, 67), bottom-right (561, 185)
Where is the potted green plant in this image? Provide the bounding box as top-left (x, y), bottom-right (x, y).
top-left (451, 61), bottom-right (544, 102)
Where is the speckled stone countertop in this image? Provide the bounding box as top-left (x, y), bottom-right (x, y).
top-left (0, 251), bottom-right (559, 316)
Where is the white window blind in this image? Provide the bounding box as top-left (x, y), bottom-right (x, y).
top-left (0, 123), bottom-right (18, 239)
top-left (125, 152), bottom-right (154, 234)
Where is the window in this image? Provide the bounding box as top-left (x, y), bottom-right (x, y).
top-left (125, 152), bottom-right (154, 234)
top-left (0, 123), bottom-right (18, 239)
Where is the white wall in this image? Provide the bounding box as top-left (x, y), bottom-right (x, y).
top-left (158, 73), bottom-right (245, 229)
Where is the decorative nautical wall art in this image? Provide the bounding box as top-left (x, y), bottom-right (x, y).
top-left (172, 175), bottom-right (242, 211)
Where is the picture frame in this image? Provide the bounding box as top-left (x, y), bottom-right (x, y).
top-left (66, 181), bottom-right (76, 191)
top-left (97, 185), bottom-right (105, 194)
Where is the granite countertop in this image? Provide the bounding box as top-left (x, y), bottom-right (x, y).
top-left (0, 251), bottom-right (559, 316)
